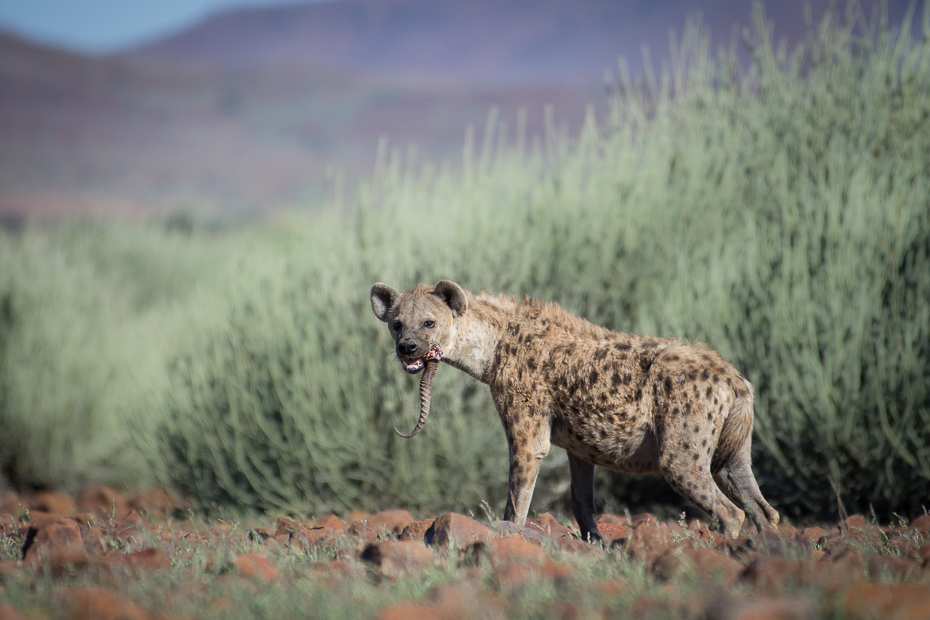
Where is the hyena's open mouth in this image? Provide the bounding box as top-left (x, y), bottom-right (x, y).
top-left (395, 344), bottom-right (443, 439)
top-left (400, 344), bottom-right (443, 374)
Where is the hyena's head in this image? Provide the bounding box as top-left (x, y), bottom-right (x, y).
top-left (370, 280), bottom-right (467, 374)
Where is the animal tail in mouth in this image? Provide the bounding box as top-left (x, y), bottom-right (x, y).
top-left (394, 357), bottom-right (440, 439)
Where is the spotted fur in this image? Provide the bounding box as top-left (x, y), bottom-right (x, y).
top-left (371, 280), bottom-right (779, 540)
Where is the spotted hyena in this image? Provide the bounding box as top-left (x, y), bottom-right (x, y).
top-left (370, 280), bottom-right (778, 540)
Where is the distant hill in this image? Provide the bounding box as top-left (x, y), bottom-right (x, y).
top-left (0, 0), bottom-right (918, 221)
top-left (130, 0), bottom-right (915, 83)
top-left (0, 28), bottom-right (596, 221)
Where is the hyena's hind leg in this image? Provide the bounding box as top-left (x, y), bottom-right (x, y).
top-left (656, 407), bottom-right (746, 538)
top-left (713, 439), bottom-right (779, 530)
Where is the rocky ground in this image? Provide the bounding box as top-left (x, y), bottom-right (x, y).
top-left (1, 487), bottom-right (929, 619)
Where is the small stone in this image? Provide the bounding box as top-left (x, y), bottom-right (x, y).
top-left (399, 519), bottom-right (435, 543)
top-left (426, 513), bottom-right (492, 549)
top-left (29, 491), bottom-right (76, 517)
top-left (232, 553), bottom-right (282, 582)
top-left (68, 587), bottom-right (150, 620)
top-left (360, 541), bottom-right (435, 580)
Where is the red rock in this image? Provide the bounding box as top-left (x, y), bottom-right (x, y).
top-left (488, 535), bottom-right (547, 565)
top-left (622, 521), bottom-right (674, 562)
top-left (427, 513), bottom-right (492, 549)
top-left (909, 514), bottom-right (930, 534)
top-left (798, 526), bottom-right (828, 544)
top-left (122, 548), bottom-right (172, 572)
top-left (399, 519), bottom-right (435, 543)
top-left (842, 582), bottom-right (930, 620)
top-left (348, 520), bottom-right (395, 542)
top-left (77, 486), bottom-right (131, 517)
top-left (652, 547), bottom-right (742, 585)
top-left (315, 514), bottom-right (346, 530)
top-left (0, 605), bottom-right (28, 620)
top-left (232, 553), bottom-right (282, 582)
top-left (494, 558), bottom-right (571, 588)
top-left (742, 557), bottom-right (817, 593)
top-left (247, 527), bottom-right (276, 543)
top-left (597, 523), bottom-right (632, 541)
top-left (704, 596), bottom-right (814, 620)
top-left (113, 511), bottom-right (156, 543)
top-left (22, 518), bottom-right (84, 562)
top-left (29, 491), bottom-right (76, 517)
top-left (130, 488), bottom-right (177, 518)
top-left (555, 535), bottom-right (603, 557)
top-left (67, 587), bottom-right (150, 620)
top-left (690, 524), bottom-right (728, 546)
top-left (531, 513), bottom-right (571, 538)
top-left (360, 541), bottom-right (436, 580)
top-left (365, 509), bottom-right (416, 535)
top-left (868, 554), bottom-right (920, 582)
top-left (346, 509), bottom-right (369, 523)
top-left (276, 516), bottom-right (338, 549)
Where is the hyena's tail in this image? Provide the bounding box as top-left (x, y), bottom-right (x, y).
top-left (710, 376), bottom-right (754, 475)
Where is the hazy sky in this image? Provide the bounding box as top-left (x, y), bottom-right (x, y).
top-left (0, 0), bottom-right (331, 53)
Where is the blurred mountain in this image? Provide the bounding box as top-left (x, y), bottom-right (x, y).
top-left (130, 0), bottom-right (915, 84)
top-left (0, 0), bottom-right (917, 221)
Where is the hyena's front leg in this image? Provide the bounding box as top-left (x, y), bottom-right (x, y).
top-left (501, 419), bottom-right (551, 527)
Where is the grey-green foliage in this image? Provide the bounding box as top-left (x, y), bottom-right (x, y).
top-left (155, 5), bottom-right (930, 518)
top-left (0, 221), bottom-right (232, 491)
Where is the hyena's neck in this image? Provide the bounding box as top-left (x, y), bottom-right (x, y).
top-left (443, 292), bottom-right (511, 383)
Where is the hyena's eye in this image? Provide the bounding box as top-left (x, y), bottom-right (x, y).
top-left (392, 321), bottom-right (402, 332)
top-left (423, 320), bottom-right (435, 328)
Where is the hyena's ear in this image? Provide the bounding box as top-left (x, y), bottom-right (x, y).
top-left (370, 283), bottom-right (399, 322)
top-left (433, 280), bottom-right (468, 317)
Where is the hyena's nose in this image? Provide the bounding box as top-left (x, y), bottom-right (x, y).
top-left (398, 340), bottom-right (418, 356)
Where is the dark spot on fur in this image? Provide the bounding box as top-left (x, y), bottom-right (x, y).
top-left (707, 412), bottom-right (713, 420)
top-left (667, 355), bottom-right (679, 362)
top-left (527, 358), bottom-right (536, 371)
top-left (524, 335), bottom-right (533, 346)
top-left (702, 439), bottom-right (707, 446)
top-left (712, 374), bottom-right (720, 383)
top-left (701, 370), bottom-right (710, 381)
top-left (615, 343), bottom-right (631, 351)
top-left (624, 374), bottom-right (632, 384)
top-left (688, 370), bottom-right (698, 380)
top-left (692, 453), bottom-right (699, 461)
top-left (595, 349), bottom-right (608, 361)
top-left (633, 388), bottom-right (642, 401)
top-left (508, 323), bottom-right (520, 335)
top-left (684, 402), bottom-right (691, 416)
top-left (705, 386), bottom-right (712, 398)
top-left (590, 370), bottom-right (599, 384)
top-left (612, 372), bottom-right (623, 387)
top-left (664, 376), bottom-right (674, 394)
top-left (713, 397), bottom-right (718, 406)
top-left (672, 407), bottom-right (680, 416)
